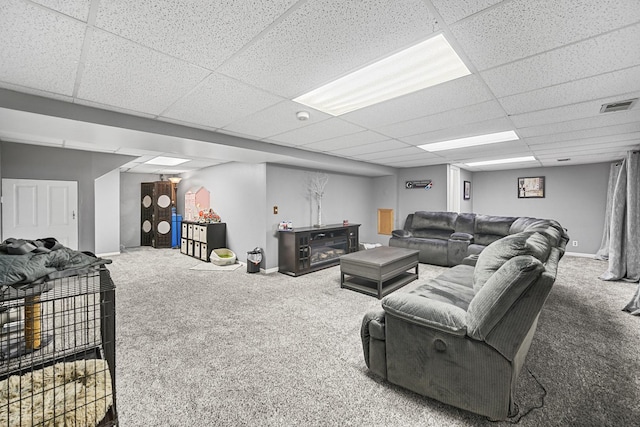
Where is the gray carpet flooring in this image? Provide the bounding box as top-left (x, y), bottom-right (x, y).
top-left (108, 248), bottom-right (640, 426)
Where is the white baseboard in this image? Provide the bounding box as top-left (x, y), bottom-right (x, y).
top-left (564, 251), bottom-right (598, 258)
top-left (263, 267), bottom-right (279, 274)
top-left (96, 251), bottom-right (121, 257)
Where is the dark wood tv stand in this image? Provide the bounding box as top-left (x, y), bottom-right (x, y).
top-left (278, 224), bottom-right (360, 276)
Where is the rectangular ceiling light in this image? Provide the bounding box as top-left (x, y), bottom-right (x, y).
top-left (293, 34), bottom-right (471, 116)
top-left (465, 156), bottom-right (537, 167)
top-left (418, 130), bottom-right (519, 152)
top-left (145, 156), bottom-right (189, 166)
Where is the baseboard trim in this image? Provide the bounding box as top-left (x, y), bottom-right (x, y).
top-left (96, 251), bottom-right (121, 257)
top-left (565, 251), bottom-right (598, 258)
top-left (263, 267), bottom-right (279, 274)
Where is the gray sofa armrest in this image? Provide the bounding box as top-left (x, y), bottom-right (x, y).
top-left (361, 308), bottom-right (388, 378)
top-left (361, 308), bottom-right (385, 367)
top-left (392, 229), bottom-right (412, 238)
top-left (382, 293), bottom-right (467, 336)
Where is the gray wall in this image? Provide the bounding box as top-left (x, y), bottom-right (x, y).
top-left (397, 165), bottom-right (448, 224)
top-left (371, 174), bottom-right (399, 244)
top-left (94, 169), bottom-right (120, 255)
top-left (0, 142), bottom-right (133, 252)
top-left (177, 162), bottom-right (267, 266)
top-left (265, 164), bottom-right (378, 269)
top-left (460, 168), bottom-right (473, 213)
top-left (120, 172), bottom-right (161, 248)
top-left (471, 163), bottom-right (610, 254)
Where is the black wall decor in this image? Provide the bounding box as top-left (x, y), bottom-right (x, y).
top-left (405, 180), bottom-right (433, 189)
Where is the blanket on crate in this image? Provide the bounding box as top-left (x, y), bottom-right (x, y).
top-left (0, 238), bottom-right (111, 301)
top-left (0, 359), bottom-right (112, 427)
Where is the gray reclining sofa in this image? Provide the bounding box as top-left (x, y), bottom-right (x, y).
top-left (389, 211), bottom-right (566, 267)
top-left (362, 212), bottom-right (568, 420)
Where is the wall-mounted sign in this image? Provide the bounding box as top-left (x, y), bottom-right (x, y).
top-left (405, 180), bottom-right (433, 190)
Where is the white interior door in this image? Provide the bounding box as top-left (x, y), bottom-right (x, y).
top-left (2, 179), bottom-right (78, 249)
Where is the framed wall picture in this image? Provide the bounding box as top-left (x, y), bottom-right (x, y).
top-left (518, 176), bottom-right (545, 198)
top-left (463, 181), bottom-right (471, 200)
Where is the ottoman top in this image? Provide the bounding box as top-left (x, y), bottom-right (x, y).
top-left (341, 246), bottom-right (418, 266)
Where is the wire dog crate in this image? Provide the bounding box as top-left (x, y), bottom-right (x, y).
top-left (0, 265), bottom-right (117, 426)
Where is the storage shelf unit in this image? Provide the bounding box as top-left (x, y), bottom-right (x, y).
top-left (180, 221), bottom-right (227, 261)
top-left (278, 224), bottom-right (360, 276)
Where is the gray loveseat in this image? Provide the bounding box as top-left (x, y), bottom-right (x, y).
top-left (361, 223), bottom-right (568, 420)
top-left (389, 211), bottom-right (567, 267)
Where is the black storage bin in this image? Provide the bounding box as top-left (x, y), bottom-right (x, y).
top-left (247, 248), bottom-right (262, 273)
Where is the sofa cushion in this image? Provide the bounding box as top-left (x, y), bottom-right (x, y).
top-left (412, 211), bottom-right (457, 231)
top-left (412, 229), bottom-right (453, 240)
top-left (466, 255), bottom-right (545, 341)
top-left (473, 215), bottom-right (516, 246)
top-left (382, 293), bottom-right (467, 336)
top-left (407, 265), bottom-right (475, 310)
top-left (473, 232), bottom-right (551, 292)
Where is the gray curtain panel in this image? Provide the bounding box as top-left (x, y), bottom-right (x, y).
top-left (598, 151), bottom-right (640, 315)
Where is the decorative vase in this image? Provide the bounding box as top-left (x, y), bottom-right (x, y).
top-left (316, 197), bottom-right (322, 227)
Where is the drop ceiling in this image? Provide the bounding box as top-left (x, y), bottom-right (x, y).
top-left (0, 0), bottom-right (639, 175)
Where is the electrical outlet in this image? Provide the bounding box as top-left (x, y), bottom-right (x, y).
top-left (572, 240), bottom-right (578, 247)
top-left (273, 206), bottom-right (278, 214)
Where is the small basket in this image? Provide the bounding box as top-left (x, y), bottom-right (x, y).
top-left (210, 248), bottom-right (237, 266)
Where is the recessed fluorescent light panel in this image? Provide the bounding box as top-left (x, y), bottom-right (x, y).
top-left (145, 156), bottom-right (189, 166)
top-left (293, 34), bottom-right (471, 116)
top-left (465, 156), bottom-right (537, 167)
top-left (418, 130), bottom-right (519, 152)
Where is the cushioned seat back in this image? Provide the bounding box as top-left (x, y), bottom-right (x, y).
top-left (466, 255), bottom-right (545, 342)
top-left (466, 232), bottom-right (552, 343)
top-left (410, 211), bottom-right (457, 240)
top-left (473, 215), bottom-right (517, 246)
top-left (522, 219), bottom-right (567, 249)
top-left (454, 212), bottom-right (476, 234)
top-left (473, 231), bottom-right (551, 292)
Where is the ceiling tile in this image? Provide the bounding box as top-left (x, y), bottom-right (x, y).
top-left (0, 0), bottom-right (85, 95)
top-left (450, 0), bottom-right (640, 70)
top-left (430, 141), bottom-right (532, 165)
top-left (518, 108), bottom-right (640, 138)
top-left (218, 0), bottom-right (438, 97)
top-left (351, 146), bottom-right (424, 161)
top-left (162, 72), bottom-right (284, 129)
top-left (31, 0), bottom-right (91, 21)
top-left (509, 93), bottom-right (640, 128)
top-left (377, 100), bottom-right (506, 138)
top-left (343, 74), bottom-right (494, 129)
top-left (534, 141), bottom-right (638, 159)
top-left (524, 122), bottom-right (640, 145)
top-left (399, 117), bottom-right (515, 146)
top-left (94, 0), bottom-right (298, 70)
top-left (431, 0), bottom-right (503, 24)
top-left (499, 65), bottom-right (640, 115)
top-left (268, 118), bottom-right (365, 145)
top-left (531, 136), bottom-right (640, 154)
top-left (301, 130), bottom-right (389, 152)
top-left (77, 30), bottom-right (210, 115)
top-left (222, 101), bottom-right (332, 139)
top-left (331, 139), bottom-right (412, 157)
top-left (482, 23), bottom-right (640, 98)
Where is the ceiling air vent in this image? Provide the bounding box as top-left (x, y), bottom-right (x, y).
top-left (600, 98), bottom-right (638, 113)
